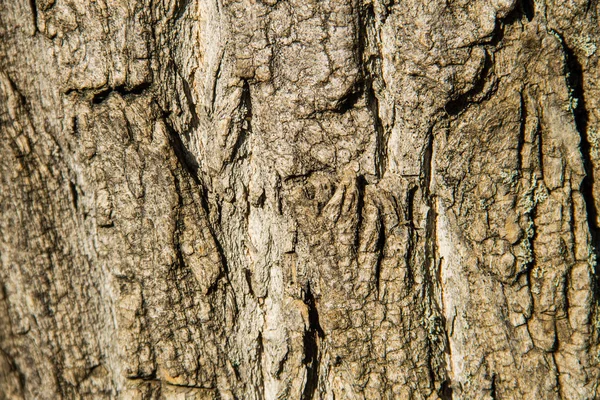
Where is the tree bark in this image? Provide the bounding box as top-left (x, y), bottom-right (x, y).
top-left (1, 0), bottom-right (600, 398)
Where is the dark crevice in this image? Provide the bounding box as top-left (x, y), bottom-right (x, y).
top-left (29, 0), bottom-right (38, 34)
top-left (244, 269), bottom-right (255, 297)
top-left (127, 376), bottom-right (214, 391)
top-left (551, 29), bottom-right (599, 294)
top-left (91, 82), bottom-right (152, 104)
top-left (204, 228), bottom-right (229, 296)
top-left (6, 74), bottom-right (27, 105)
top-left (333, 355), bottom-right (342, 366)
top-left (422, 121), bottom-right (450, 395)
top-left (226, 80), bottom-right (252, 166)
top-left (517, 90), bottom-right (527, 173)
top-left (439, 380), bottom-right (453, 400)
top-left (521, 0), bottom-right (535, 21)
top-left (444, 51), bottom-right (492, 116)
top-left (305, 88), bottom-right (363, 116)
top-left (422, 126), bottom-right (434, 196)
top-left (356, 2), bottom-right (371, 72)
top-left (161, 108), bottom-right (231, 299)
top-left (180, 76), bottom-right (200, 130)
top-left (563, 268), bottom-right (570, 319)
top-left (283, 172), bottom-right (314, 183)
top-left (585, 0), bottom-right (594, 14)
top-left (204, 273), bottom-right (223, 296)
top-left (440, 379), bottom-right (453, 400)
top-left (197, 188), bottom-right (233, 305)
top-left (425, 205), bottom-right (448, 395)
top-left (535, 121), bottom-right (544, 179)
top-left (552, 353), bottom-right (564, 399)
top-left (117, 82), bottom-right (152, 96)
top-left (425, 346), bottom-right (438, 398)
top-left (69, 181), bottom-right (79, 209)
top-left (367, 80), bottom-right (387, 179)
top-left (333, 86), bottom-right (363, 114)
top-left (256, 332), bottom-right (265, 400)
top-left (374, 210), bottom-right (385, 295)
top-left (304, 284), bottom-right (324, 339)
top-left (162, 113), bottom-right (201, 185)
top-left (172, 173), bottom-right (188, 275)
top-left (474, 10), bottom-right (511, 46)
top-left (91, 87), bottom-right (119, 104)
top-left (359, 2), bottom-right (387, 178)
top-left (301, 283), bottom-right (324, 400)
top-left (552, 31), bottom-right (589, 136)
top-left (404, 185), bottom-right (418, 286)
top-left (71, 116), bottom-right (79, 137)
top-left (173, 0), bottom-right (193, 20)
top-left (444, 3), bottom-right (528, 115)
top-left (275, 351), bottom-right (288, 377)
top-left (490, 374), bottom-right (498, 399)
top-left (210, 52), bottom-right (224, 116)
top-left (354, 175), bottom-right (366, 253)
top-left (231, 361), bottom-right (241, 381)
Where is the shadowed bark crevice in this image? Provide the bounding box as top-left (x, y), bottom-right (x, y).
top-left (440, 379), bottom-right (453, 400)
top-left (180, 75), bottom-right (200, 130)
top-left (354, 175), bottom-right (366, 253)
top-left (551, 28), bottom-right (599, 295)
top-left (226, 79), bottom-right (252, 166)
top-left (359, 1), bottom-right (388, 179)
top-left (163, 112), bottom-right (201, 184)
top-left (374, 209), bottom-right (385, 295)
top-left (444, 51), bottom-right (493, 116)
top-left (90, 82), bottom-right (152, 104)
top-left (69, 181), bottom-right (79, 210)
top-left (521, 0), bottom-right (535, 21)
top-left (301, 283), bottom-right (324, 400)
top-left (28, 0), bottom-right (38, 34)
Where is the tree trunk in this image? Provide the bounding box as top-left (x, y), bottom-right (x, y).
top-left (1, 0), bottom-right (599, 398)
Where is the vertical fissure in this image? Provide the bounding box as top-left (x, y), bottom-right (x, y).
top-left (550, 28), bottom-right (599, 298)
top-left (69, 181), bottom-right (79, 210)
top-left (301, 283), bottom-right (324, 400)
top-left (161, 109), bottom-right (234, 303)
top-left (210, 50), bottom-right (225, 117)
top-left (162, 110), bottom-right (201, 185)
top-left (521, 0), bottom-right (535, 22)
top-left (423, 122), bottom-right (451, 396)
top-left (374, 209), bottom-right (385, 296)
top-left (490, 373), bottom-right (498, 399)
top-left (405, 185), bottom-right (418, 287)
top-left (226, 79), bottom-right (252, 166)
top-left (28, 0), bottom-right (38, 34)
top-left (367, 78), bottom-right (387, 179)
top-left (256, 332), bottom-right (265, 400)
top-left (180, 74), bottom-right (200, 131)
top-left (171, 172), bottom-right (188, 273)
top-left (354, 175), bottom-right (367, 254)
top-left (358, 1), bottom-right (387, 179)
top-left (517, 90), bottom-right (527, 174)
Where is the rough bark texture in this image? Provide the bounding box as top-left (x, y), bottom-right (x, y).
top-left (1, 0), bottom-right (600, 398)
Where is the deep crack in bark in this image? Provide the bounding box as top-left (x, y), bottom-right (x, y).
top-left (301, 283), bottom-right (324, 400)
top-left (551, 28), bottom-right (600, 295)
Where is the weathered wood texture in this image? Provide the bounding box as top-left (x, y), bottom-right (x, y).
top-left (1, 0), bottom-right (600, 398)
